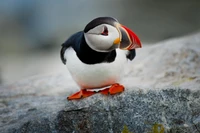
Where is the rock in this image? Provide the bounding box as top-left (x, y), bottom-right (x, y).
top-left (0, 32), bottom-right (200, 133)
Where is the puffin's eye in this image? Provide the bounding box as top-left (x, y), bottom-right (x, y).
top-left (101, 26), bottom-right (108, 36)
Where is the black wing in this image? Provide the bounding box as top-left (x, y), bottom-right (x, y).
top-left (60, 31), bottom-right (83, 64)
top-left (60, 42), bottom-right (71, 64)
top-left (126, 49), bottom-right (136, 61)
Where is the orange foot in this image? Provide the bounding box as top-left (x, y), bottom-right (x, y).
top-left (67, 89), bottom-right (96, 100)
top-left (100, 83), bottom-right (125, 95)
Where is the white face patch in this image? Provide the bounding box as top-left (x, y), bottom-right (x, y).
top-left (84, 24), bottom-right (120, 52)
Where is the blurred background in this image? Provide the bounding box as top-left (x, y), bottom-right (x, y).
top-left (0, 0), bottom-right (200, 85)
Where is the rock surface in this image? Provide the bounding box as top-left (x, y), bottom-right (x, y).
top-left (0, 32), bottom-right (200, 133)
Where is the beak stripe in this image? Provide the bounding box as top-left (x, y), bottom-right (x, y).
top-left (118, 26), bottom-right (131, 49)
top-left (120, 25), bottom-right (142, 50)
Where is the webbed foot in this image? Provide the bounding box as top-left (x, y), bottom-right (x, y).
top-left (100, 83), bottom-right (124, 95)
top-left (67, 89), bottom-right (96, 100)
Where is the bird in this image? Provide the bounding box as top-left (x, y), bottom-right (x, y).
top-left (60, 17), bottom-right (142, 100)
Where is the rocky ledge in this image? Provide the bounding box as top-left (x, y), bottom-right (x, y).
top-left (0, 32), bottom-right (200, 133)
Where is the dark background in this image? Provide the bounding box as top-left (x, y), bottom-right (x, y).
top-left (0, 0), bottom-right (200, 84)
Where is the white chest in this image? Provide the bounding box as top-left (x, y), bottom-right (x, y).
top-left (64, 48), bottom-right (127, 89)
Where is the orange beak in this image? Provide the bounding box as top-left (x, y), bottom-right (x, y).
top-left (118, 24), bottom-right (142, 50)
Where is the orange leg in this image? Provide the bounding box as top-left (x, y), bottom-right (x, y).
top-left (100, 83), bottom-right (125, 95)
top-left (67, 89), bottom-right (96, 100)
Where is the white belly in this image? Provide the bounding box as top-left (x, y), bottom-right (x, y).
top-left (64, 48), bottom-right (127, 89)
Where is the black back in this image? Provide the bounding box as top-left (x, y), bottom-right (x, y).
top-left (60, 31), bottom-right (117, 65)
top-left (84, 17), bottom-right (118, 33)
top-left (60, 31), bottom-right (136, 64)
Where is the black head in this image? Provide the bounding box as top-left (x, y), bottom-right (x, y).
top-left (84, 17), bottom-right (118, 33)
top-left (83, 17), bottom-right (142, 52)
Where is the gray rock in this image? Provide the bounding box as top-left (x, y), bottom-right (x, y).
top-left (0, 32), bottom-right (200, 133)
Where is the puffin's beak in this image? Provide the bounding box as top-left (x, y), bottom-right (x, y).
top-left (118, 24), bottom-right (142, 50)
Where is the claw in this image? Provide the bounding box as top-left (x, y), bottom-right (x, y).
top-left (67, 89), bottom-right (96, 100)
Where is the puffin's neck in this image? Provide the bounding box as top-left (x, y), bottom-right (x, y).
top-left (76, 34), bottom-right (116, 65)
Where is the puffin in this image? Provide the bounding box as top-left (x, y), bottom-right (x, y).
top-left (60, 17), bottom-right (142, 100)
